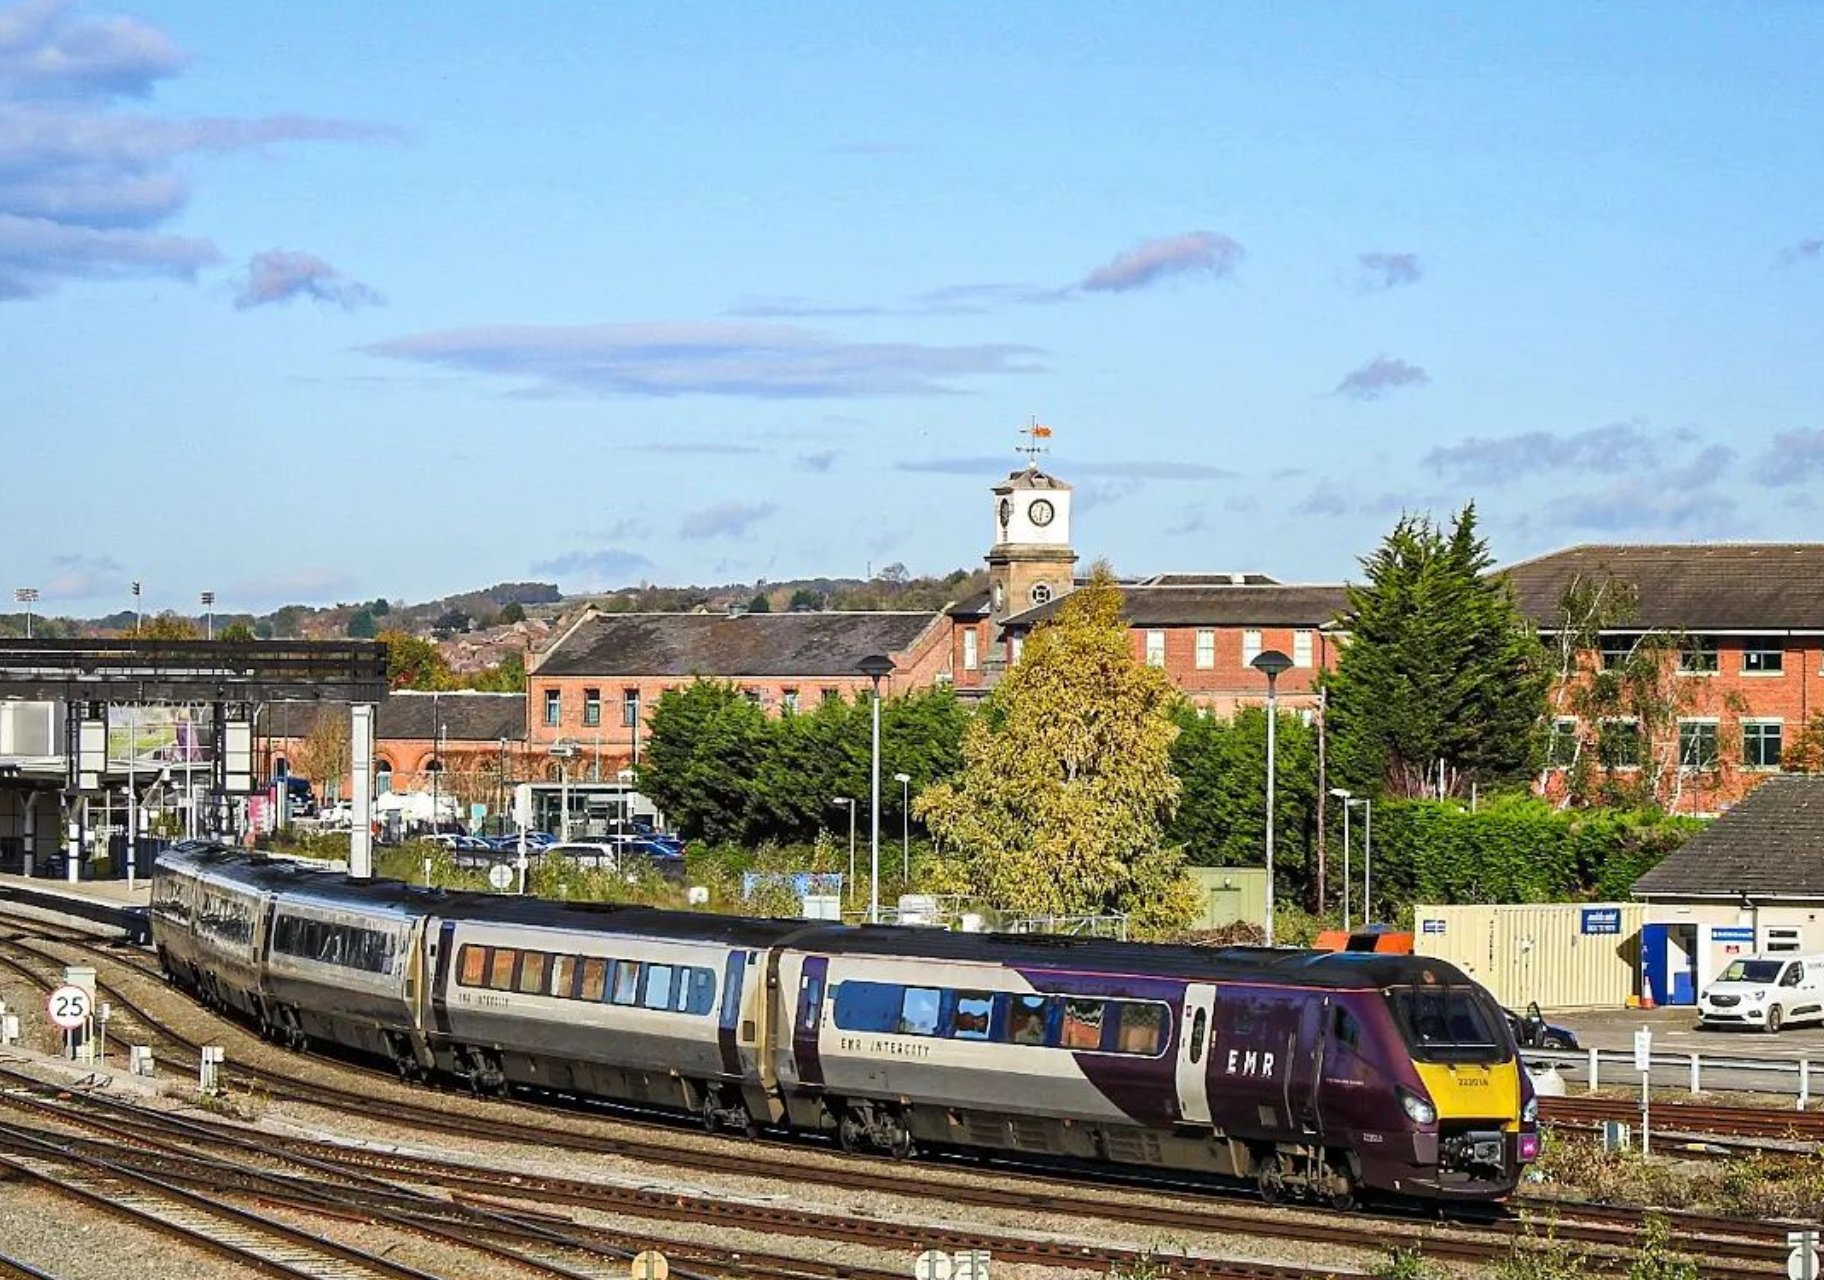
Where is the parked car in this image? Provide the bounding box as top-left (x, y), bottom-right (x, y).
top-left (1699, 954), bottom-right (1824, 1033)
top-left (1503, 1002), bottom-right (1579, 1050)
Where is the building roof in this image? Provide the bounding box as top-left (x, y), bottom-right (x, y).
top-left (378, 691), bottom-right (526, 742)
top-left (535, 610), bottom-right (944, 678)
top-left (992, 464), bottom-right (1072, 493)
top-left (1632, 776), bottom-right (1824, 899)
top-left (1142, 572), bottom-right (1281, 586)
top-left (1002, 583), bottom-right (1349, 631)
top-left (1501, 544), bottom-right (1824, 631)
top-left (946, 589), bottom-right (992, 619)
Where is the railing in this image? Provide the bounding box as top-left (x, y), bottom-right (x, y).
top-left (1525, 1045), bottom-right (1819, 1108)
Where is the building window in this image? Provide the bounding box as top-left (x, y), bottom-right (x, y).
top-left (1241, 629), bottom-right (1263, 667)
top-left (1600, 634), bottom-right (1640, 670)
top-left (1743, 719), bottom-right (1783, 769)
top-left (1743, 644), bottom-right (1784, 675)
top-left (992, 582), bottom-right (1005, 612)
top-left (782, 688), bottom-right (799, 713)
top-left (1011, 636), bottom-right (1025, 664)
top-left (821, 687), bottom-right (840, 705)
top-left (1194, 629), bottom-right (1215, 670)
top-left (1677, 720), bottom-right (1719, 770)
top-left (744, 688), bottom-right (764, 707)
top-left (1293, 629), bottom-right (1314, 669)
top-left (1144, 630), bottom-right (1166, 668)
top-left (1678, 636), bottom-right (1718, 674)
top-left (582, 688), bottom-right (601, 727)
top-left (1597, 719), bottom-right (1640, 769)
top-left (542, 689), bottom-right (561, 727)
top-left (1766, 927), bottom-right (1802, 954)
top-left (1547, 717), bottom-right (1579, 768)
top-left (962, 628), bottom-right (978, 671)
top-left (1030, 582), bottom-right (1052, 606)
top-left (622, 689), bottom-right (640, 728)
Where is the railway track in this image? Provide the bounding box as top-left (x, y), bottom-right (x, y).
top-left (1543, 1092), bottom-right (1824, 1143)
top-left (0, 917), bottom-right (1808, 1279)
top-left (0, 1253), bottom-right (61, 1280)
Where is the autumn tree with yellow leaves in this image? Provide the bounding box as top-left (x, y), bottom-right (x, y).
top-left (916, 565), bottom-right (1196, 937)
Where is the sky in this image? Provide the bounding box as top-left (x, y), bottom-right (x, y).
top-left (4, 1), bottom-right (1823, 617)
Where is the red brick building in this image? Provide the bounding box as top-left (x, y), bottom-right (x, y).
top-left (524, 609), bottom-right (956, 772)
top-left (1504, 544), bottom-right (1824, 813)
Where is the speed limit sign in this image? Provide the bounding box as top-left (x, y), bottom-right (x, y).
top-left (47, 984), bottom-right (92, 1031)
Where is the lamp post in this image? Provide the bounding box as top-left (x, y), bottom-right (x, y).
top-left (830, 797), bottom-right (856, 903)
top-left (857, 654), bottom-right (895, 924)
top-left (200, 591), bottom-right (215, 640)
top-left (131, 581), bottom-right (142, 636)
top-left (431, 718), bottom-right (446, 835)
top-left (14, 587), bottom-right (37, 639)
top-left (1250, 649), bottom-right (1293, 948)
top-left (894, 771), bottom-right (911, 885)
top-left (1329, 787), bottom-right (1352, 930)
top-left (550, 739), bottom-right (577, 842)
top-left (1360, 796), bottom-right (1374, 925)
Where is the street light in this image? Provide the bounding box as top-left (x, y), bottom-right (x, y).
top-left (830, 797), bottom-right (856, 903)
top-left (894, 772), bottom-right (911, 885)
top-left (200, 590), bottom-right (215, 640)
top-left (857, 654), bottom-right (894, 924)
top-left (1329, 787), bottom-right (1353, 930)
top-left (550, 739), bottom-right (578, 841)
top-left (14, 587), bottom-right (37, 639)
top-left (131, 581), bottom-right (142, 636)
top-left (1356, 796), bottom-right (1375, 925)
top-left (1250, 648), bottom-right (1294, 948)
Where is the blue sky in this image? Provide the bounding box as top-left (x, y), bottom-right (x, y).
top-left (5, 1), bottom-right (1822, 616)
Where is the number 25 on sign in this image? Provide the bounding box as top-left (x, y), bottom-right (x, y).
top-left (47, 984), bottom-right (91, 1031)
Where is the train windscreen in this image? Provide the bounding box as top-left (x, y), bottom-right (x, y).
top-left (1385, 986), bottom-right (1511, 1065)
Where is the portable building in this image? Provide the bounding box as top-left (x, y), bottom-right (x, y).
top-left (1412, 902), bottom-right (1644, 1010)
top-left (1185, 867), bottom-right (1269, 931)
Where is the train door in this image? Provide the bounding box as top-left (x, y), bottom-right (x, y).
top-left (1285, 996), bottom-right (1328, 1135)
top-left (793, 955), bottom-right (829, 1087)
top-left (1176, 982), bottom-right (1217, 1125)
top-left (718, 951), bottom-right (747, 1078)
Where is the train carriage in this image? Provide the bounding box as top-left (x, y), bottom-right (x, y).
top-left (149, 849), bottom-right (270, 1021)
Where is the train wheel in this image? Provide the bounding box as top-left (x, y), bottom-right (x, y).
top-left (1256, 1153), bottom-right (1287, 1204)
top-left (1322, 1161), bottom-right (1357, 1212)
top-left (837, 1111), bottom-right (867, 1155)
top-left (887, 1123), bottom-right (918, 1161)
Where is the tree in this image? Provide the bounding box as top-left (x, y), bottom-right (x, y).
top-left (462, 650), bottom-right (526, 692)
top-left (636, 681), bottom-right (769, 842)
top-left (141, 612), bottom-right (202, 640)
top-left (432, 609), bottom-right (471, 638)
top-left (1170, 704), bottom-right (1320, 901)
top-left (1325, 506), bottom-right (1547, 800)
top-left (498, 602), bottom-right (526, 625)
top-left (347, 609), bottom-right (378, 639)
top-left (370, 597), bottom-right (391, 617)
top-left (746, 593), bottom-right (772, 614)
top-left (289, 706), bottom-right (351, 795)
top-left (218, 621), bottom-right (255, 642)
top-left (379, 628), bottom-right (450, 691)
top-left (916, 566), bottom-right (1196, 937)
top-left (787, 588), bottom-right (823, 612)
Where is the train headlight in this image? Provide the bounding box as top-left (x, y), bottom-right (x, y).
top-left (1522, 1096), bottom-right (1538, 1124)
top-left (1398, 1087), bottom-right (1437, 1125)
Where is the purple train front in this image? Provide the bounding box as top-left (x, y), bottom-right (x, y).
top-left (772, 931), bottom-right (1537, 1202)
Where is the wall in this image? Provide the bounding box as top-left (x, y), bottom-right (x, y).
top-left (1414, 901), bottom-right (1646, 1009)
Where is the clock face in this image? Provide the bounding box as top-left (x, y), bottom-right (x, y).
top-left (1029, 498), bottom-right (1055, 527)
top-left (998, 498), bottom-right (1011, 529)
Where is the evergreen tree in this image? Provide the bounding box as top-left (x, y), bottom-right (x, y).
top-left (636, 681), bottom-right (768, 842)
top-left (1325, 506), bottom-right (1547, 799)
top-left (346, 609), bottom-right (378, 639)
top-left (1169, 705), bottom-right (1319, 898)
top-left (916, 566), bottom-right (1196, 937)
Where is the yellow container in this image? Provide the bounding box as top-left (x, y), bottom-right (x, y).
top-left (1412, 902), bottom-right (1644, 1010)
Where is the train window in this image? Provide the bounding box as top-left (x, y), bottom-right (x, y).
top-left (488, 949), bottom-right (518, 992)
top-left (899, 987), bottom-right (941, 1036)
top-left (580, 957), bottom-right (608, 1002)
top-left (1008, 994), bottom-right (1048, 1045)
top-left (1113, 1003), bottom-right (1165, 1055)
top-left (833, 981), bottom-right (901, 1033)
top-left (687, 967), bottom-right (717, 1015)
top-left (612, 960), bottom-right (640, 1006)
top-left (550, 955), bottom-right (578, 999)
top-left (644, 964), bottom-right (675, 1011)
top-left (1334, 1007), bottom-right (1361, 1049)
top-left (1189, 1008), bottom-right (1208, 1062)
top-left (517, 952), bottom-right (550, 996)
top-left (1388, 988), bottom-right (1506, 1065)
top-left (1061, 999), bottom-right (1103, 1050)
top-left (952, 992), bottom-right (992, 1040)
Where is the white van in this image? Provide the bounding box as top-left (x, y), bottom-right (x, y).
top-left (1698, 954), bottom-right (1824, 1032)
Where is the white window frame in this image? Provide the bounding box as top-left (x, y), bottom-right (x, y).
top-left (1742, 718), bottom-right (1784, 770)
top-left (1675, 717), bottom-right (1719, 771)
top-left (962, 627), bottom-right (979, 672)
top-left (1194, 629), bottom-right (1215, 670)
top-left (1547, 716), bottom-right (1579, 769)
top-left (1293, 629), bottom-right (1314, 669)
top-left (1144, 630), bottom-right (1166, 668)
top-left (1597, 716), bottom-right (1642, 771)
top-left (1742, 644), bottom-right (1785, 676)
top-left (1241, 629), bottom-right (1263, 667)
top-left (1011, 636), bottom-right (1025, 664)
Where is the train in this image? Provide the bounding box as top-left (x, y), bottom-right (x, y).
top-left (148, 845), bottom-right (1538, 1204)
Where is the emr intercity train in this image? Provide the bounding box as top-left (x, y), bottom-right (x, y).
top-left (150, 846), bottom-right (1538, 1204)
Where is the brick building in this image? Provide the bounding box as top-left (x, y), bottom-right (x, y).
top-left (524, 609), bottom-right (956, 772)
top-left (1504, 544), bottom-right (1824, 812)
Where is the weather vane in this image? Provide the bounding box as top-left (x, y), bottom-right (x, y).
top-left (1017, 414), bottom-right (1052, 467)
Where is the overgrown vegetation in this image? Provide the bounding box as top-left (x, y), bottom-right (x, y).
top-left (1536, 1127), bottom-right (1824, 1219)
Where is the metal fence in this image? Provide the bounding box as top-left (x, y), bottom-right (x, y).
top-left (1526, 1045), bottom-right (1820, 1108)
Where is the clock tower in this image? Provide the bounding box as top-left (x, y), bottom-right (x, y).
top-left (986, 461), bottom-right (1077, 633)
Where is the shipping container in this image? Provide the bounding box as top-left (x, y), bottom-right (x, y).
top-left (1412, 902), bottom-right (1644, 1010)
